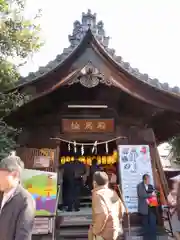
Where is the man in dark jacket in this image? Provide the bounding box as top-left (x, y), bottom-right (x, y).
top-left (0, 155), bottom-right (35, 240)
top-left (89, 158), bottom-right (101, 190)
top-left (59, 161), bottom-right (74, 209)
top-left (137, 174), bottom-right (157, 239)
top-left (67, 159), bottom-right (87, 211)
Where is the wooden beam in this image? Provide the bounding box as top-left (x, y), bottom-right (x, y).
top-left (149, 129), bottom-right (169, 196)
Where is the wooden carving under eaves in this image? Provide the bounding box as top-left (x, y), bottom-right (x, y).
top-left (67, 62), bottom-right (114, 88)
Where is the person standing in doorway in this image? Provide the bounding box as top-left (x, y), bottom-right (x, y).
top-left (137, 174), bottom-right (157, 240)
top-left (67, 159), bottom-right (87, 211)
top-left (59, 161), bottom-right (74, 210)
top-left (0, 156), bottom-right (35, 240)
top-left (89, 158), bottom-right (101, 190)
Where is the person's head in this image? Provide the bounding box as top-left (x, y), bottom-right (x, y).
top-left (93, 171), bottom-right (109, 189)
top-left (170, 180), bottom-right (178, 196)
top-left (142, 174), bottom-right (150, 185)
top-left (92, 158), bottom-right (97, 165)
top-left (172, 180), bottom-right (178, 191)
top-left (0, 156), bottom-right (24, 192)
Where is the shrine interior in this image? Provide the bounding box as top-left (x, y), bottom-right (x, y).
top-left (58, 140), bottom-right (119, 214)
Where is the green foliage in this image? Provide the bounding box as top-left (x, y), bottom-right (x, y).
top-left (0, 90), bottom-right (26, 160)
top-left (0, 0), bottom-right (43, 90)
top-left (0, 59), bottom-right (19, 90)
top-left (0, 91), bottom-right (25, 117)
top-left (169, 136), bottom-right (180, 163)
top-left (0, 121), bottom-right (19, 159)
top-left (0, 0), bottom-right (42, 160)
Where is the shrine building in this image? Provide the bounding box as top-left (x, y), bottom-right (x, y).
top-left (5, 9), bottom-right (180, 238)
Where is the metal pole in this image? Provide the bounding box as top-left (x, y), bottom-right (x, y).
top-left (52, 186), bottom-right (61, 240)
top-left (52, 217), bottom-right (55, 240)
top-left (117, 185), bottom-right (131, 237)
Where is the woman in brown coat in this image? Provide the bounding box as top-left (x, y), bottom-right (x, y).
top-left (88, 171), bottom-right (124, 240)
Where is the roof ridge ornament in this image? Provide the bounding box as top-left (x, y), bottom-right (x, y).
top-left (68, 10), bottom-right (110, 48)
top-left (68, 62), bottom-right (113, 88)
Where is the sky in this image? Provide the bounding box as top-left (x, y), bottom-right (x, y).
top-left (21, 0), bottom-right (180, 88)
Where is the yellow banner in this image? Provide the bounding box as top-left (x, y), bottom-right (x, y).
top-left (60, 151), bottom-right (118, 165)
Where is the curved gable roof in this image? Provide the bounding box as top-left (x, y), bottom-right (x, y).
top-left (13, 10), bottom-right (180, 97)
top-left (10, 28), bottom-right (180, 113)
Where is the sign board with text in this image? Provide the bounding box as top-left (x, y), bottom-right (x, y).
top-left (118, 145), bottom-right (154, 213)
top-left (61, 119), bottom-right (114, 133)
top-left (33, 156), bottom-right (50, 168)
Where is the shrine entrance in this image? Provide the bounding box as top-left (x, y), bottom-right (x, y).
top-left (57, 119), bottom-right (120, 214)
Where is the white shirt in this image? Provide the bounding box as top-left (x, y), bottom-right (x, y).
top-left (144, 184), bottom-right (148, 191)
top-left (1, 187), bottom-right (16, 210)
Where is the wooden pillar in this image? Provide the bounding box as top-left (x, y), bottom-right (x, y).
top-left (56, 143), bottom-right (63, 205)
top-left (54, 145), bottom-right (60, 170)
top-left (149, 144), bottom-right (159, 188)
top-left (149, 129), bottom-right (169, 197)
top-left (115, 125), bottom-right (129, 189)
top-left (147, 129), bottom-right (169, 226)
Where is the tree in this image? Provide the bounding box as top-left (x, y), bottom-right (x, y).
top-left (0, 0), bottom-right (43, 159)
top-left (169, 136), bottom-right (180, 163)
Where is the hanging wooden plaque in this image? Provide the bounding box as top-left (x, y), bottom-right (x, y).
top-left (61, 119), bottom-right (114, 133)
top-left (33, 156), bottom-right (50, 168)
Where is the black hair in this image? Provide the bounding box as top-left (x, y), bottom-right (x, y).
top-left (142, 174), bottom-right (149, 181)
top-left (92, 158), bottom-right (97, 165)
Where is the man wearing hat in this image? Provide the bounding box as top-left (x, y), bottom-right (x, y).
top-left (0, 155), bottom-right (35, 240)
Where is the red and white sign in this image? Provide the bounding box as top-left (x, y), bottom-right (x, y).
top-left (118, 145), bottom-right (154, 213)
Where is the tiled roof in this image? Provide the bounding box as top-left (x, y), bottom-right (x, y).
top-left (16, 10), bottom-right (180, 95)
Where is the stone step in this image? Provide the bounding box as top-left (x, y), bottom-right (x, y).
top-left (124, 227), bottom-right (169, 240)
top-left (79, 195), bottom-right (92, 208)
top-left (80, 195), bottom-right (92, 200)
top-left (32, 235), bottom-right (53, 240)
